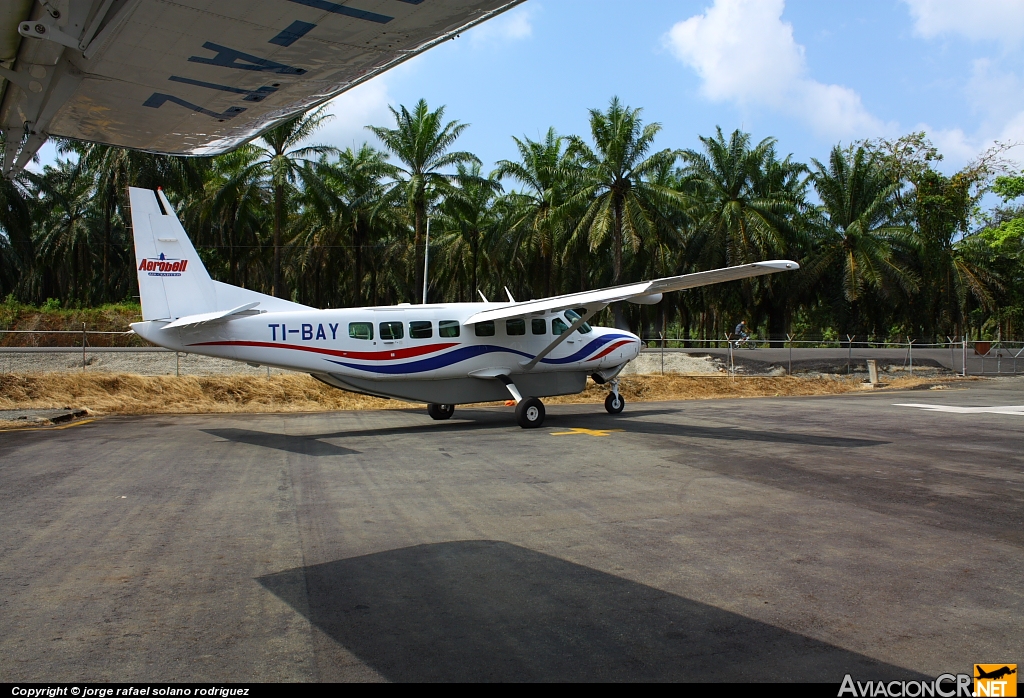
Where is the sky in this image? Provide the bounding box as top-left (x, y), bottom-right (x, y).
top-left (33, 0), bottom-right (1024, 175)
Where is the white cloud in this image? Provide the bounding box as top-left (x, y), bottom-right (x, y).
top-left (664, 0), bottom-right (893, 139)
top-left (316, 78), bottom-right (395, 152)
top-left (917, 59), bottom-right (1024, 170)
top-left (467, 4), bottom-right (534, 47)
top-left (903, 0), bottom-right (1024, 44)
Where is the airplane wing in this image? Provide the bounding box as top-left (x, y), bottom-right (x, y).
top-left (1, 0), bottom-right (524, 175)
top-left (463, 260), bottom-right (799, 325)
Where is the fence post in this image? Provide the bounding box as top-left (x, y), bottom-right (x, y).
top-left (847, 334), bottom-right (853, 375)
top-left (787, 333), bottom-right (793, 376)
top-left (947, 336), bottom-right (954, 376)
top-left (962, 336), bottom-right (967, 377)
top-left (908, 337), bottom-right (914, 376)
top-left (175, 351), bottom-right (180, 377)
top-left (82, 323), bottom-right (86, 371)
top-left (660, 332), bottom-right (664, 375)
top-left (726, 333), bottom-right (734, 377)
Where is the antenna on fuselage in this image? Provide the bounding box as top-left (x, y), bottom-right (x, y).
top-left (478, 290), bottom-right (489, 302)
top-left (504, 286), bottom-right (516, 303)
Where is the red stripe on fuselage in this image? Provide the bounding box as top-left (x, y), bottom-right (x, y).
top-left (187, 340), bottom-right (459, 361)
top-left (586, 339), bottom-right (632, 361)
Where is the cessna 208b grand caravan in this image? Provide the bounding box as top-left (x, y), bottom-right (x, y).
top-left (129, 187), bottom-right (799, 428)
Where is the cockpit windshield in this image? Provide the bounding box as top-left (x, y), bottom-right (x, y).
top-left (564, 309), bottom-right (593, 334)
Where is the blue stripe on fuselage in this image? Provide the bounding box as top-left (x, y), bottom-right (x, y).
top-left (327, 334), bottom-right (633, 374)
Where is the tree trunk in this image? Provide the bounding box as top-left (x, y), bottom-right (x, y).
top-left (353, 217), bottom-right (363, 306)
top-left (273, 183), bottom-right (285, 299)
top-left (611, 194), bottom-right (629, 330)
top-left (413, 201), bottom-right (425, 304)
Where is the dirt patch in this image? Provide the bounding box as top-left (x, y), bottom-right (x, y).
top-left (0, 372), bottom-right (973, 421)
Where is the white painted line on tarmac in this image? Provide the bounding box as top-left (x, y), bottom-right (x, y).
top-left (895, 403), bottom-right (1024, 415)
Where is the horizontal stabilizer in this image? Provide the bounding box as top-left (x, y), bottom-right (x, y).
top-left (464, 260), bottom-right (799, 325)
top-left (161, 302), bottom-right (260, 330)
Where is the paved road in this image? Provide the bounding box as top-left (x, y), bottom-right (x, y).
top-left (2, 379), bottom-right (1022, 682)
top-left (648, 346), bottom-right (1021, 375)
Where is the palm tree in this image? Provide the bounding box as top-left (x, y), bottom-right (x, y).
top-left (804, 145), bottom-right (917, 334)
top-left (493, 128), bottom-right (574, 298)
top-left (680, 128), bottom-right (805, 341)
top-left (0, 138), bottom-right (34, 298)
top-left (227, 106), bottom-right (336, 299)
top-left (326, 145), bottom-right (400, 305)
top-left (368, 99), bottom-right (479, 303)
top-left (32, 158), bottom-right (99, 303)
top-left (565, 97), bottom-right (683, 328)
top-left (191, 145), bottom-right (271, 289)
top-left (77, 141), bottom-right (208, 302)
top-left (433, 162), bottom-right (502, 301)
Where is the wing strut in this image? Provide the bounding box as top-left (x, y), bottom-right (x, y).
top-left (520, 304), bottom-right (605, 371)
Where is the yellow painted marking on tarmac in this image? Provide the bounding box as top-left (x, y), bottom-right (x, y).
top-left (550, 427), bottom-right (624, 437)
top-left (0, 418), bottom-right (97, 433)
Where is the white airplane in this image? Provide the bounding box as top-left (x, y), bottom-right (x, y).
top-left (128, 187), bottom-right (799, 428)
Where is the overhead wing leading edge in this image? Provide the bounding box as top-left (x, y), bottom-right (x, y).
top-left (464, 260), bottom-right (799, 325)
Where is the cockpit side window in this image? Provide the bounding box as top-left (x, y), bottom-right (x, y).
top-left (552, 317), bottom-right (568, 335)
top-left (565, 308), bottom-right (593, 334)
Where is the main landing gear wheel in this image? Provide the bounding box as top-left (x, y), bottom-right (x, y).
top-left (427, 403), bottom-right (455, 420)
top-left (515, 397), bottom-right (546, 429)
top-left (605, 392), bottom-right (625, 414)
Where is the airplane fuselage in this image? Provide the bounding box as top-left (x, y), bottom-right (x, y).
top-left (132, 303), bottom-right (641, 404)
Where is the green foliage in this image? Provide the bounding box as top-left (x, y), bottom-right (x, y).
top-left (993, 173), bottom-right (1024, 202)
top-left (0, 102), bottom-right (1021, 340)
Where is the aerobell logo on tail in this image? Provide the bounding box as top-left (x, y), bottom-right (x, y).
top-left (139, 253), bottom-right (188, 277)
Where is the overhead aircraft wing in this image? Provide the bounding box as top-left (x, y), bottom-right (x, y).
top-left (463, 260), bottom-right (799, 325)
top-left (1, 0), bottom-right (523, 175)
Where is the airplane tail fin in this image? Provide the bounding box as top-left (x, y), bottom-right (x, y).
top-left (129, 187), bottom-right (217, 321)
top-left (129, 187), bottom-right (309, 321)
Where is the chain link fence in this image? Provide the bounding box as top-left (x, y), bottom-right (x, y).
top-left (1, 329), bottom-right (1021, 377)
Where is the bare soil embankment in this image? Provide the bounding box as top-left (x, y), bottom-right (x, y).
top-left (0, 373), bottom-right (969, 427)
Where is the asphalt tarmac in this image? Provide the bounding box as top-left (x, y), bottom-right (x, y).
top-left (1, 379), bottom-right (1022, 682)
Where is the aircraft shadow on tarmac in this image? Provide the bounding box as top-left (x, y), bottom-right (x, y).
top-left (201, 407), bottom-right (884, 456)
top-left (257, 540), bottom-right (921, 682)
top-left (202, 428), bottom-right (361, 456)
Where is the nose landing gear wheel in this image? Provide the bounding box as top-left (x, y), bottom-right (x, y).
top-left (515, 397), bottom-right (545, 428)
top-left (427, 403), bottom-right (455, 420)
top-left (605, 392), bottom-right (625, 414)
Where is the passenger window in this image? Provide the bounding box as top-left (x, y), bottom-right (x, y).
top-left (439, 320), bottom-right (461, 338)
top-left (506, 319), bottom-right (526, 336)
top-left (349, 322), bottom-right (373, 340)
top-left (409, 321), bottom-right (432, 339)
top-left (475, 321), bottom-right (495, 337)
top-left (552, 317), bottom-right (568, 335)
top-left (564, 309), bottom-right (593, 334)
top-left (532, 318), bottom-right (547, 335)
top-left (379, 321), bottom-right (404, 340)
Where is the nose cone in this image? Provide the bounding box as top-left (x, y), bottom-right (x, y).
top-left (627, 331), bottom-right (641, 359)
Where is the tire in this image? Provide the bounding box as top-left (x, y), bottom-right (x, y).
top-left (605, 392), bottom-right (625, 414)
top-left (515, 397), bottom-right (545, 429)
top-left (427, 403), bottom-right (455, 420)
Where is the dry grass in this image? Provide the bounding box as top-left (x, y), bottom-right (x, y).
top-left (0, 372), bottom-right (971, 422)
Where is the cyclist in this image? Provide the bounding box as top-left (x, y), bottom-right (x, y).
top-left (734, 320), bottom-right (749, 345)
